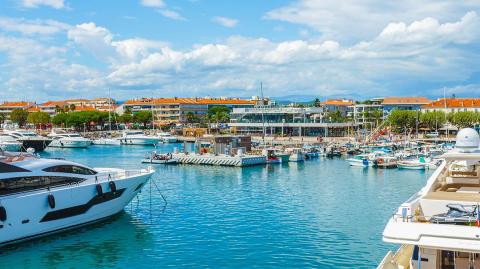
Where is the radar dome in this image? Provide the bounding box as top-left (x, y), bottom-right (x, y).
top-left (455, 128), bottom-right (480, 152)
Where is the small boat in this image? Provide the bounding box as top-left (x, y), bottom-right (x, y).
top-left (373, 156), bottom-right (397, 169)
top-left (266, 156), bottom-right (281, 164)
top-left (429, 204), bottom-right (477, 225)
top-left (92, 136), bottom-right (121, 145)
top-left (142, 152), bottom-right (178, 164)
top-left (262, 148), bottom-right (282, 164)
top-left (346, 154), bottom-right (374, 167)
top-left (397, 158), bottom-right (427, 170)
top-left (286, 148), bottom-right (305, 162)
top-left (157, 132), bottom-right (177, 143)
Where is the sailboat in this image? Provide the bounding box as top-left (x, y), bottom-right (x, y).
top-left (93, 94), bottom-right (121, 145)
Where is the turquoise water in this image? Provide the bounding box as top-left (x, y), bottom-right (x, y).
top-left (0, 144), bottom-right (431, 268)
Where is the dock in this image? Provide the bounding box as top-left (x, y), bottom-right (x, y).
top-left (172, 153), bottom-right (266, 167)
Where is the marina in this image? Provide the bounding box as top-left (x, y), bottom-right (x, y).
top-left (0, 142), bottom-right (432, 268)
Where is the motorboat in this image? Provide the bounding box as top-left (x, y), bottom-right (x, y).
top-left (262, 148), bottom-right (282, 164)
top-left (0, 151), bottom-right (154, 246)
top-left (0, 134), bottom-right (23, 152)
top-left (92, 134), bottom-right (121, 145)
top-left (118, 131), bottom-right (160, 146)
top-left (4, 130), bottom-right (52, 152)
top-left (142, 152), bottom-right (178, 164)
top-left (347, 154), bottom-right (375, 167)
top-left (156, 132), bottom-right (177, 143)
top-left (378, 128), bottom-right (480, 269)
top-left (48, 129), bottom-right (92, 148)
top-left (285, 148), bottom-right (305, 162)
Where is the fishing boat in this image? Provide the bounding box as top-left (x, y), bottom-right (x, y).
top-left (48, 129), bottom-right (92, 148)
top-left (286, 148), bottom-right (305, 162)
top-left (262, 149), bottom-right (282, 164)
top-left (373, 156), bottom-right (397, 169)
top-left (397, 157), bottom-right (428, 170)
top-left (0, 151), bottom-right (154, 246)
top-left (378, 128), bottom-right (480, 269)
top-left (142, 152), bottom-right (178, 164)
top-left (118, 130), bottom-right (160, 146)
top-left (346, 154), bottom-right (375, 167)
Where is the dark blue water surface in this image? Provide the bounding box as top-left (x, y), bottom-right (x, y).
top-left (0, 144), bottom-right (431, 268)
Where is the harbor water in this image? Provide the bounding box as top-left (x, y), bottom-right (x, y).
top-left (0, 144), bottom-right (431, 268)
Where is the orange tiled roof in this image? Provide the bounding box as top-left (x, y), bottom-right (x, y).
top-left (423, 98), bottom-right (480, 109)
top-left (382, 96), bottom-right (431, 105)
top-left (322, 99), bottom-right (354, 106)
top-left (73, 106), bottom-right (97, 112)
top-left (64, 99), bottom-right (89, 103)
top-left (40, 101), bottom-right (69, 107)
top-left (27, 106), bottom-right (41, 112)
top-left (124, 97), bottom-right (255, 106)
top-left (0, 101), bottom-right (33, 107)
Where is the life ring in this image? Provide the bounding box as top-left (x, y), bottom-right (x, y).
top-left (48, 194), bottom-right (56, 209)
top-left (109, 181), bottom-right (117, 193)
top-left (377, 158), bottom-right (384, 164)
top-left (0, 206), bottom-right (6, 222)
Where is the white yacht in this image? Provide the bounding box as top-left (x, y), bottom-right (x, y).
top-left (378, 128), bottom-right (480, 269)
top-left (48, 129), bottom-right (92, 148)
top-left (5, 130), bottom-right (52, 152)
top-left (118, 131), bottom-right (160, 146)
top-left (285, 148), bottom-right (305, 162)
top-left (0, 134), bottom-right (23, 152)
top-left (157, 132), bottom-right (177, 143)
top-left (0, 152), bottom-right (154, 246)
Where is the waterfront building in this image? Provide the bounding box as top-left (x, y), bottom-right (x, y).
top-left (0, 101), bottom-right (35, 118)
top-left (422, 98), bottom-right (480, 113)
top-left (322, 99), bottom-right (354, 117)
top-left (229, 105), bottom-right (356, 137)
top-left (123, 97), bottom-right (256, 125)
top-left (380, 96), bottom-right (431, 113)
top-left (349, 104), bottom-right (384, 126)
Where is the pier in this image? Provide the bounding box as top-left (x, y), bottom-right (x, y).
top-left (172, 152), bottom-right (266, 167)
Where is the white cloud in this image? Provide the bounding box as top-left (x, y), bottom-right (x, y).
top-left (0, 17), bottom-right (70, 35)
top-left (212, 16), bottom-right (238, 28)
top-left (140, 0), bottom-right (164, 8)
top-left (21, 0), bottom-right (65, 9)
top-left (265, 0), bottom-right (480, 42)
top-left (158, 9), bottom-right (186, 21)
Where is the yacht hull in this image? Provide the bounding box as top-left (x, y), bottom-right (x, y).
top-left (0, 172), bottom-right (152, 246)
top-left (119, 138), bottom-right (160, 145)
top-left (49, 139), bottom-right (91, 148)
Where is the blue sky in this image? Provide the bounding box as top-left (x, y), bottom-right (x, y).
top-left (0, 0), bottom-right (479, 102)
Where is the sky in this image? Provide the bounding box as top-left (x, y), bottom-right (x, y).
top-left (0, 0), bottom-right (479, 102)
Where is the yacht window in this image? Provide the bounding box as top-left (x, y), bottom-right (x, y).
top-left (0, 176), bottom-right (85, 195)
top-left (68, 134), bottom-right (81, 137)
top-left (43, 165), bottom-right (97, 175)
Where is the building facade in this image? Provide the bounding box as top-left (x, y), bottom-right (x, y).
top-left (0, 101), bottom-right (35, 118)
top-left (421, 98), bottom-right (480, 113)
top-left (229, 106), bottom-right (356, 137)
top-left (123, 97), bottom-right (256, 125)
top-left (322, 99), bottom-right (354, 117)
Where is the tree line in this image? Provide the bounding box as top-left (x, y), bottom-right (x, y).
top-left (386, 110), bottom-right (480, 133)
top-left (2, 108), bottom-right (154, 130)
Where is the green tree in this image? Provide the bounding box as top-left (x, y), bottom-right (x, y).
top-left (313, 98), bottom-right (321, 107)
top-left (133, 111), bottom-right (152, 126)
top-left (208, 106), bottom-right (230, 123)
top-left (386, 110), bottom-right (417, 132)
top-left (0, 113), bottom-right (5, 124)
top-left (10, 109), bottom-right (28, 127)
top-left (52, 113), bottom-right (68, 127)
top-left (420, 111), bottom-right (446, 130)
top-left (371, 109), bottom-right (384, 127)
top-left (185, 112), bottom-right (196, 123)
top-left (450, 111), bottom-right (480, 128)
top-left (27, 111), bottom-right (50, 128)
top-left (326, 110), bottom-right (345, 123)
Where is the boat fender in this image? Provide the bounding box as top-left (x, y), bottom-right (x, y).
top-left (96, 184), bottom-right (103, 196)
top-left (362, 159), bottom-right (369, 166)
top-left (109, 181), bottom-right (117, 193)
top-left (48, 194), bottom-right (55, 209)
top-left (0, 206), bottom-right (6, 222)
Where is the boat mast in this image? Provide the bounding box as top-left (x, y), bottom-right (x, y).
top-left (108, 89), bottom-right (112, 132)
top-left (260, 82), bottom-right (266, 146)
top-left (443, 87), bottom-right (448, 141)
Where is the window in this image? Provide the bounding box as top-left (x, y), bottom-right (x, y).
top-left (43, 165), bottom-right (97, 175)
top-left (0, 176), bottom-right (86, 195)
